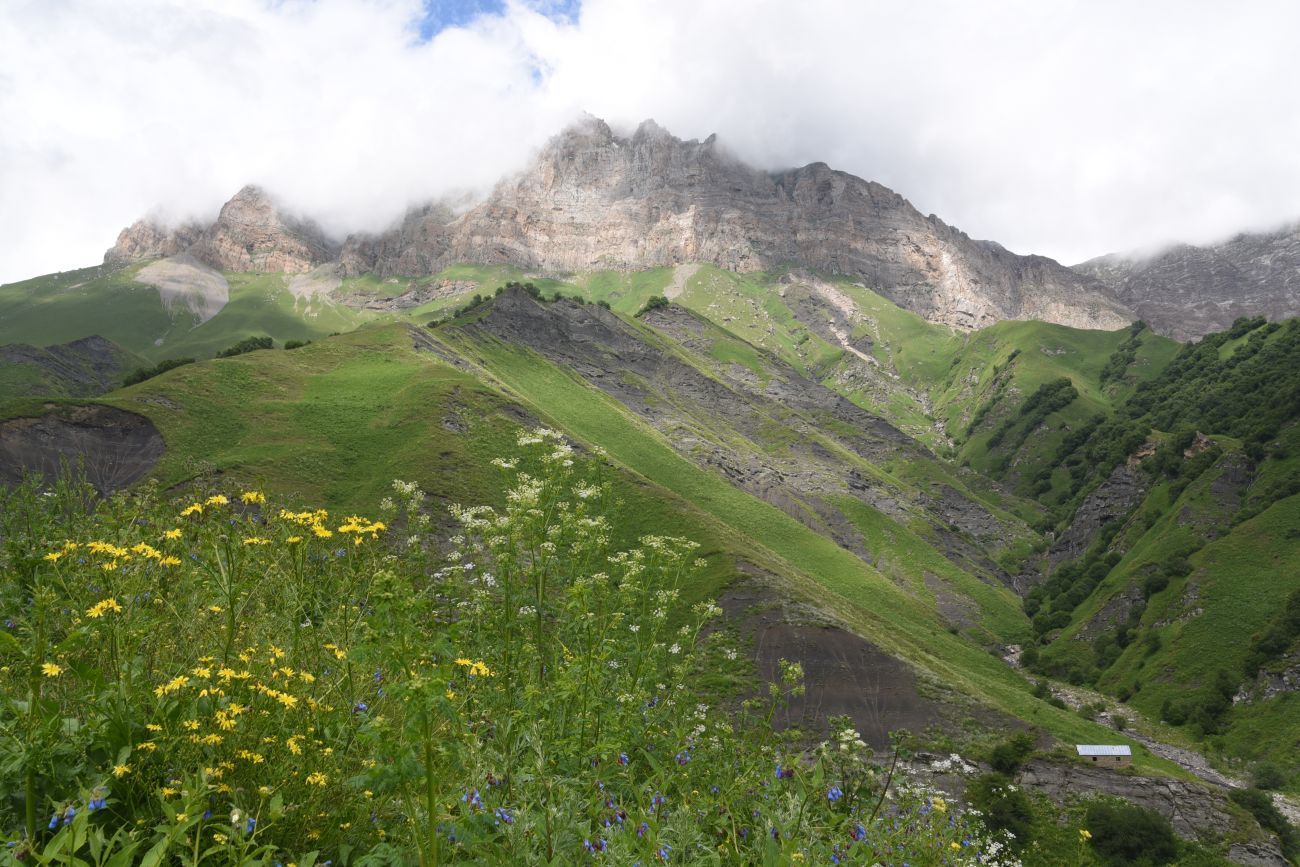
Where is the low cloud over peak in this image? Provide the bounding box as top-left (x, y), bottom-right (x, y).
top-left (3, 0), bottom-right (1300, 284)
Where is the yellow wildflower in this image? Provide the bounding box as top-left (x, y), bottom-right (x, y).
top-left (446, 689), bottom-right (456, 700)
top-left (160, 786), bottom-right (177, 797)
top-left (155, 675), bottom-right (190, 697)
top-left (163, 528), bottom-right (182, 540)
top-left (206, 494), bottom-right (229, 506)
top-left (951, 842), bottom-right (961, 850)
top-left (213, 833), bottom-right (228, 844)
top-left (305, 772), bottom-right (328, 787)
top-left (932, 797), bottom-right (947, 813)
top-left (176, 813), bottom-right (188, 823)
top-left (159, 556), bottom-right (181, 567)
top-left (180, 503), bottom-right (204, 517)
top-left (1079, 829), bottom-right (1092, 841)
top-left (183, 719), bottom-right (200, 731)
top-left (286, 536), bottom-right (302, 545)
top-left (242, 536), bottom-right (270, 546)
top-left (112, 763), bottom-right (131, 778)
top-left (145, 723), bottom-right (162, 732)
top-left (41, 662), bottom-right (63, 678)
top-left (286, 735), bottom-right (305, 755)
top-left (43, 550), bottom-right (64, 563)
top-left (137, 741), bottom-right (157, 752)
top-left (240, 491), bottom-right (266, 504)
top-left (86, 598), bottom-right (123, 618)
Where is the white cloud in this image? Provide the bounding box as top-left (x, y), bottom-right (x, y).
top-left (3, 0), bottom-right (1300, 284)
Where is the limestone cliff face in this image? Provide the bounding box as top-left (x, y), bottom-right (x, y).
top-left (1075, 223), bottom-right (1300, 340)
top-left (341, 118), bottom-right (1133, 331)
top-left (104, 186), bottom-right (338, 274)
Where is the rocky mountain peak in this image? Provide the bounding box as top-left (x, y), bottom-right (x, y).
top-left (1074, 222), bottom-right (1300, 340)
top-left (104, 185), bottom-right (339, 275)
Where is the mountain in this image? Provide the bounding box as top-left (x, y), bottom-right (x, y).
top-left (104, 118), bottom-right (1134, 333)
top-left (0, 334), bottom-right (143, 399)
top-left (105, 185), bottom-right (339, 274)
top-left (1075, 222), bottom-right (1300, 340)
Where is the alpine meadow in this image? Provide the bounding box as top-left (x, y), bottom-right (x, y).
top-left (4, 3), bottom-right (1300, 865)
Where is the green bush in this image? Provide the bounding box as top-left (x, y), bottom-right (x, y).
top-left (637, 295), bottom-right (670, 316)
top-left (1084, 800), bottom-right (1178, 866)
top-left (216, 336), bottom-right (274, 358)
top-left (1230, 787), bottom-right (1300, 859)
top-left (122, 357), bottom-right (196, 386)
top-left (965, 774), bottom-right (1033, 849)
top-left (988, 732), bottom-right (1035, 775)
top-left (283, 340), bottom-right (311, 350)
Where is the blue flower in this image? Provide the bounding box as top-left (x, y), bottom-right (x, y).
top-left (675, 750), bottom-right (690, 765)
top-left (462, 789), bottom-right (483, 810)
top-left (827, 786), bottom-right (844, 802)
top-left (850, 823), bottom-right (867, 841)
top-left (246, 817), bottom-right (256, 834)
top-left (618, 752), bottom-right (629, 766)
top-left (48, 814), bottom-right (59, 831)
top-left (62, 806), bottom-right (76, 826)
top-left (655, 844), bottom-right (671, 861)
top-left (353, 702), bottom-right (369, 713)
top-left (495, 807), bottom-right (514, 824)
top-left (636, 821), bottom-right (649, 838)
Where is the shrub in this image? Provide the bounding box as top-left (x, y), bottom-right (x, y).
top-left (216, 336), bottom-right (273, 358)
top-left (637, 295), bottom-right (670, 316)
top-left (283, 340), bottom-right (310, 350)
top-left (1252, 762), bottom-right (1289, 791)
top-left (1084, 800), bottom-right (1178, 866)
top-left (122, 357), bottom-right (196, 386)
top-left (965, 774), bottom-right (1033, 849)
top-left (988, 733), bottom-right (1036, 776)
top-left (1230, 787), bottom-right (1300, 859)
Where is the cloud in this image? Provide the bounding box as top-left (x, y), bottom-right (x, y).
top-left (3, 0), bottom-right (1300, 284)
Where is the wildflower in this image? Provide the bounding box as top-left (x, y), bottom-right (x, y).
top-left (112, 764), bottom-right (131, 778)
top-left (181, 503), bottom-right (204, 517)
top-left (656, 844), bottom-right (672, 861)
top-left (88, 795), bottom-right (107, 811)
top-left (305, 772), bottom-right (328, 787)
top-left (932, 797), bottom-right (947, 813)
top-left (495, 807), bottom-right (514, 824)
top-left (850, 824), bottom-right (867, 842)
top-left (159, 556), bottom-right (181, 567)
top-left (163, 528), bottom-right (182, 540)
top-left (461, 790), bottom-right (483, 810)
top-left (1079, 828), bottom-right (1092, 841)
top-left (41, 662), bottom-right (63, 677)
top-left (213, 833), bottom-right (228, 844)
top-left (176, 813), bottom-right (188, 823)
top-left (951, 841), bottom-right (962, 850)
top-left (246, 817), bottom-right (256, 834)
top-left (286, 536), bottom-right (302, 545)
top-left (675, 750), bottom-right (691, 765)
top-left (240, 491), bottom-right (266, 504)
top-left (445, 689), bottom-right (456, 700)
top-left (618, 752), bottom-right (629, 766)
top-left (86, 598), bottom-right (123, 618)
top-left (206, 494), bottom-right (229, 506)
top-left (242, 536), bottom-right (270, 546)
top-left (827, 786), bottom-right (844, 802)
top-left (43, 550), bottom-right (63, 562)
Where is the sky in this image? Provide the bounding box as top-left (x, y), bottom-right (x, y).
top-left (3, 0), bottom-right (1300, 284)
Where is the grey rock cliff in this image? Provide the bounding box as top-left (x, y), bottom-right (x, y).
top-left (1075, 223), bottom-right (1300, 340)
top-left (341, 117), bottom-right (1133, 331)
top-left (104, 186), bottom-right (338, 274)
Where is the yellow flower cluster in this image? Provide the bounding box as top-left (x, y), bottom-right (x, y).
top-left (240, 490), bottom-right (267, 504)
top-left (154, 675), bottom-right (190, 697)
top-left (337, 516), bottom-right (386, 543)
top-left (455, 657), bottom-right (494, 678)
top-left (280, 508), bottom-right (334, 539)
top-left (85, 597), bottom-right (123, 618)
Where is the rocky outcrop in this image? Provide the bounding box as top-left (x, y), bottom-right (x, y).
top-left (104, 186), bottom-right (339, 274)
top-left (1017, 759), bottom-right (1287, 864)
top-left (1075, 222), bottom-right (1300, 340)
top-left (0, 336), bottom-right (142, 400)
top-left (1047, 463), bottom-right (1148, 569)
top-left (343, 117), bottom-right (1132, 332)
top-left (104, 218), bottom-right (205, 263)
top-left (0, 405), bottom-right (164, 494)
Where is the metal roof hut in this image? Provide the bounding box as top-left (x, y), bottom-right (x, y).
top-left (1076, 744), bottom-right (1132, 767)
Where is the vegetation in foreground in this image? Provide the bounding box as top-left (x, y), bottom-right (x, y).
top-left (2, 432), bottom-right (1032, 865)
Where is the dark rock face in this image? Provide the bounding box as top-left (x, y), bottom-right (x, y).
top-left (1075, 223), bottom-right (1300, 340)
top-left (0, 405), bottom-right (165, 494)
top-left (0, 335), bottom-right (141, 399)
top-left (458, 288), bottom-right (1022, 588)
top-left (104, 186), bottom-right (338, 274)
top-left (1046, 463), bottom-right (1147, 571)
top-left (341, 118), bottom-right (1132, 331)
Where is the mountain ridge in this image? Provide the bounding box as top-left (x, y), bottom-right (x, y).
top-left (105, 116), bottom-right (1134, 334)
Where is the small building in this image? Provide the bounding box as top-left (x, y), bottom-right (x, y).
top-left (1076, 744), bottom-right (1132, 767)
